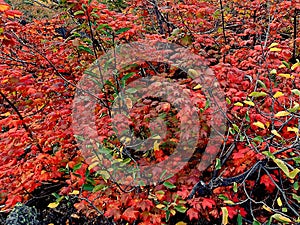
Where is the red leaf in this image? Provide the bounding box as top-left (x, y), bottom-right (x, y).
top-left (187, 208), bottom-right (199, 220)
top-left (104, 203), bottom-right (122, 221)
top-left (201, 198), bottom-right (216, 210)
top-left (137, 199), bottom-right (154, 211)
top-left (260, 174), bottom-right (278, 192)
top-left (121, 207), bottom-right (139, 223)
top-left (226, 206), bottom-right (238, 219)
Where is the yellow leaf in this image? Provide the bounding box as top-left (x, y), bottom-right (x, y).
top-left (88, 162), bottom-right (99, 171)
top-left (175, 222), bottom-right (187, 225)
top-left (263, 205), bottom-right (272, 212)
top-left (187, 69), bottom-right (199, 78)
top-left (224, 200), bottom-right (235, 205)
top-left (287, 127), bottom-right (299, 133)
top-left (278, 73), bottom-right (293, 79)
top-left (268, 43), bottom-right (279, 48)
top-left (120, 136), bottom-right (132, 145)
top-left (234, 102), bottom-right (243, 106)
top-left (0, 112), bottom-right (11, 117)
top-left (271, 213), bottom-right (292, 223)
top-left (69, 190), bottom-right (80, 195)
top-left (277, 197), bottom-right (282, 207)
top-left (243, 100), bottom-right (255, 106)
top-left (48, 202), bottom-right (59, 208)
top-left (289, 168), bottom-right (300, 179)
top-left (270, 47), bottom-right (282, 52)
top-left (153, 141), bottom-right (160, 151)
top-left (193, 84), bottom-right (202, 90)
top-left (278, 64), bottom-right (286, 69)
top-left (270, 69), bottom-right (277, 75)
top-left (273, 91), bottom-right (284, 98)
top-left (253, 121), bottom-right (265, 129)
top-left (291, 62), bottom-right (300, 70)
top-left (221, 207), bottom-right (228, 225)
top-left (170, 209), bottom-right (176, 215)
top-left (271, 130), bottom-right (282, 138)
top-left (156, 204), bottom-right (165, 209)
top-left (275, 111), bottom-right (290, 117)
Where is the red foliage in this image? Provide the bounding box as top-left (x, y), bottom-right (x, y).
top-left (0, 0), bottom-right (299, 224)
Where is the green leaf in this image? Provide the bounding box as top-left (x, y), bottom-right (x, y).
top-left (257, 80), bottom-right (266, 88)
top-left (218, 194), bottom-right (229, 200)
top-left (226, 97), bottom-right (231, 104)
top-left (232, 124), bottom-right (240, 132)
top-left (166, 210), bottom-right (170, 222)
top-left (93, 184), bottom-right (107, 192)
top-left (163, 181), bottom-right (176, 189)
top-left (291, 89), bottom-right (300, 96)
top-left (282, 61), bottom-right (290, 69)
top-left (97, 24), bottom-right (111, 30)
top-left (253, 136), bottom-right (263, 142)
top-left (73, 163), bottom-right (82, 171)
top-left (292, 194), bottom-right (300, 203)
top-left (121, 72), bottom-right (135, 83)
top-left (84, 70), bottom-right (99, 77)
top-left (233, 182), bottom-right (238, 193)
top-left (174, 205), bottom-right (187, 213)
top-left (126, 87), bottom-right (138, 94)
top-left (215, 158), bottom-right (221, 170)
top-left (262, 150), bottom-right (275, 159)
top-left (82, 183), bottom-right (94, 191)
top-left (115, 27), bottom-right (131, 34)
top-left (78, 45), bottom-right (94, 55)
top-left (229, 127), bottom-right (235, 135)
top-left (252, 220), bottom-right (261, 225)
top-left (249, 91), bottom-right (267, 97)
top-left (293, 156), bottom-right (300, 163)
top-left (156, 190), bottom-right (165, 195)
top-left (294, 181), bottom-right (299, 191)
top-left (245, 111), bottom-right (250, 122)
top-left (74, 135), bottom-right (85, 142)
top-left (74, 10), bottom-right (85, 15)
top-left (237, 214), bottom-right (243, 225)
top-left (205, 99), bottom-right (210, 109)
top-left (52, 192), bottom-right (61, 199)
top-left (282, 207), bottom-right (288, 213)
top-left (120, 158), bottom-right (131, 167)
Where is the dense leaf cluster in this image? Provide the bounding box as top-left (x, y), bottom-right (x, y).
top-left (0, 0), bottom-right (299, 224)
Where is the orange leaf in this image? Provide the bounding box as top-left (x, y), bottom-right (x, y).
top-left (121, 207), bottom-right (139, 223)
top-left (0, 2), bottom-right (10, 12)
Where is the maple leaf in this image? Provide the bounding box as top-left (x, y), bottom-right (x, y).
top-left (201, 198), bottom-right (216, 210)
top-left (260, 174), bottom-right (277, 193)
top-left (104, 203), bottom-right (122, 221)
top-left (137, 199), bottom-right (154, 211)
top-left (121, 207), bottom-right (139, 223)
top-left (187, 208), bottom-right (199, 220)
